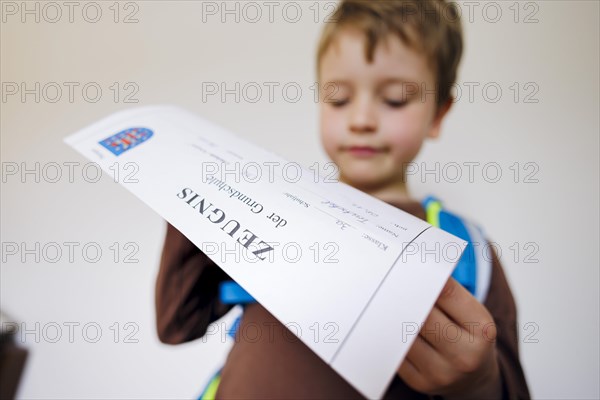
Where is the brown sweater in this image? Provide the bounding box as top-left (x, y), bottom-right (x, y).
top-left (155, 200), bottom-right (530, 399)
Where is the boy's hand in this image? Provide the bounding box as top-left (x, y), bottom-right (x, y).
top-left (398, 278), bottom-right (502, 399)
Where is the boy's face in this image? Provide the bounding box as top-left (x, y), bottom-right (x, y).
top-left (318, 28), bottom-right (449, 192)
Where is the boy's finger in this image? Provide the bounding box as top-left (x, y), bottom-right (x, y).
top-left (406, 335), bottom-right (449, 375)
top-left (398, 358), bottom-right (428, 393)
top-left (435, 277), bottom-right (493, 327)
top-left (404, 335), bottom-right (454, 390)
top-left (420, 305), bottom-right (462, 355)
top-left (398, 357), bottom-right (420, 375)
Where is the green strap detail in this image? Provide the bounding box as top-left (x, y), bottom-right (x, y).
top-left (201, 373), bottom-right (221, 400)
top-left (425, 199), bottom-right (442, 228)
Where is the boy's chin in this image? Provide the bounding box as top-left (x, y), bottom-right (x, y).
top-left (338, 170), bottom-right (394, 192)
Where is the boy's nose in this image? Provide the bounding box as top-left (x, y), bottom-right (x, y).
top-left (349, 101), bottom-right (377, 134)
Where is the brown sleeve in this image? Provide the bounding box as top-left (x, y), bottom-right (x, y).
top-left (483, 245), bottom-right (531, 399)
top-left (155, 222), bottom-right (235, 344)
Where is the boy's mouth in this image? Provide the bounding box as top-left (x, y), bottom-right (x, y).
top-left (343, 145), bottom-right (385, 158)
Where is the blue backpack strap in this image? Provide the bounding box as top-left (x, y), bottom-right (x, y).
top-left (422, 196), bottom-right (491, 302)
top-left (219, 281), bottom-right (256, 304)
top-left (219, 281), bottom-right (256, 339)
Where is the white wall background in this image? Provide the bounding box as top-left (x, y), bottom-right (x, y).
top-left (1, 1), bottom-right (598, 398)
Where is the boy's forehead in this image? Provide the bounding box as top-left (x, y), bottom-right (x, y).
top-left (320, 28), bottom-right (433, 85)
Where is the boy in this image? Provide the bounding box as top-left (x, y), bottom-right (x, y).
top-left (155, 0), bottom-right (530, 398)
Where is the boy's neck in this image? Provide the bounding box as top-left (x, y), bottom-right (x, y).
top-left (339, 176), bottom-right (415, 205)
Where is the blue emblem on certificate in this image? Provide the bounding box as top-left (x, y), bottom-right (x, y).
top-left (99, 127), bottom-right (153, 156)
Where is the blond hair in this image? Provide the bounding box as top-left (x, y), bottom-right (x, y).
top-left (316, 0), bottom-right (463, 109)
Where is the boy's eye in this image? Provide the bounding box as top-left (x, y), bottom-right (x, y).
top-left (385, 99), bottom-right (408, 108)
top-left (328, 99), bottom-right (349, 107)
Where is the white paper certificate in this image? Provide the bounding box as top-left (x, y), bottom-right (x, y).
top-left (64, 105), bottom-right (466, 399)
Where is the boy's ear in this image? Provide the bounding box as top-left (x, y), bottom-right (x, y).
top-left (427, 98), bottom-right (453, 139)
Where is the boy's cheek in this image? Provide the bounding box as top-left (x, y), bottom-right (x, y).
top-left (318, 123), bottom-right (340, 160)
top-left (320, 133), bottom-right (342, 164)
top-left (319, 112), bottom-right (344, 155)
top-left (385, 130), bottom-right (426, 165)
top-left (383, 111), bottom-right (431, 160)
